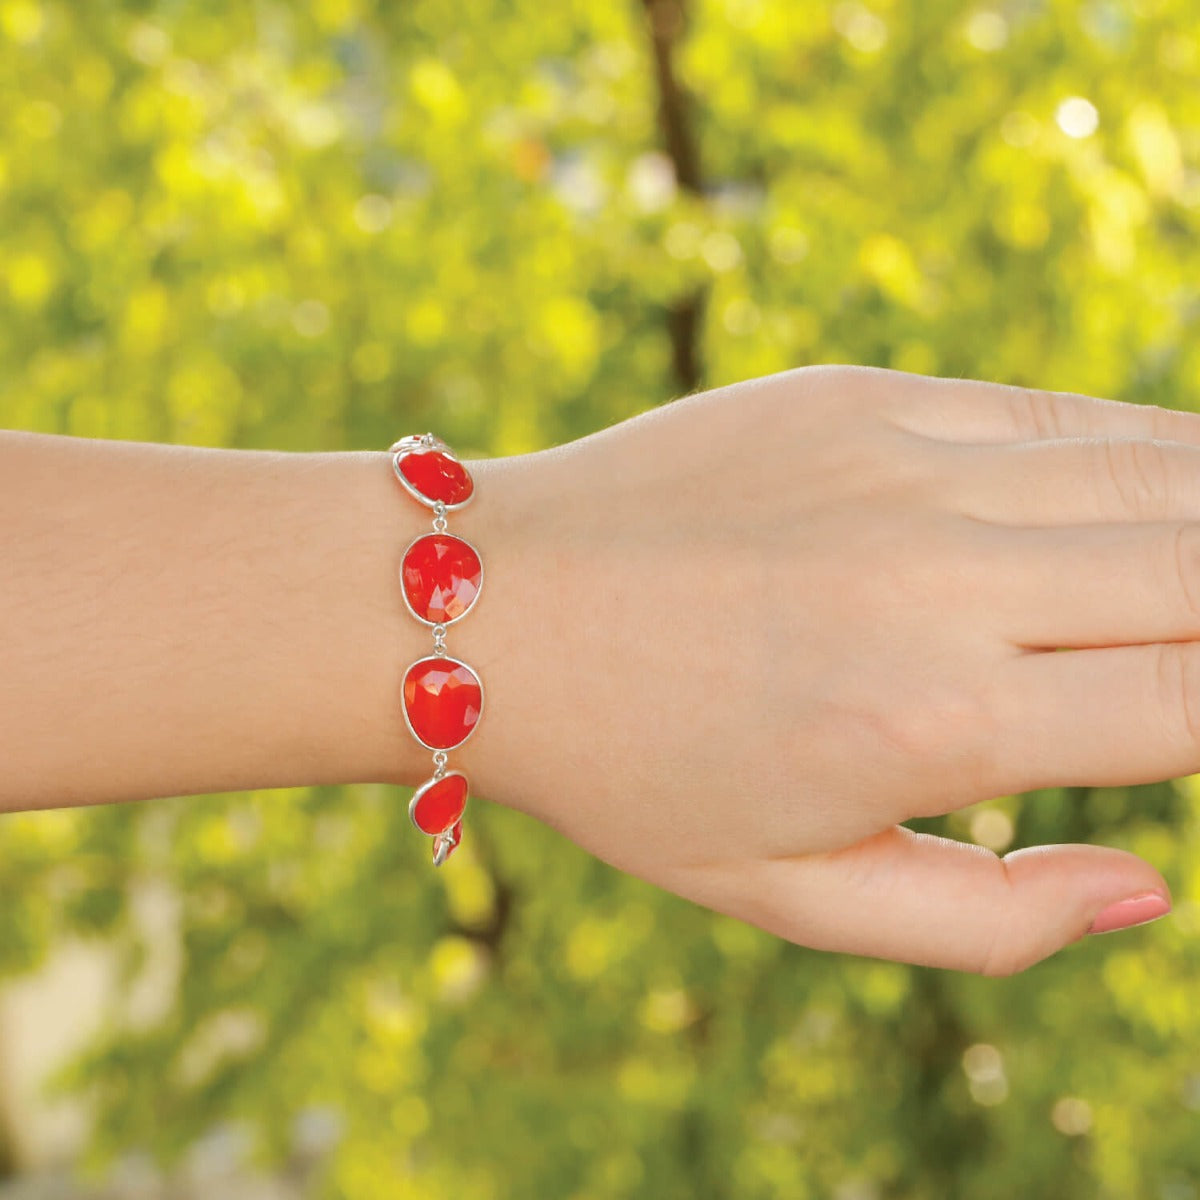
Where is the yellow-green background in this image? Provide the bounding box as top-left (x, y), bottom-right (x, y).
top-left (4, 0), bottom-right (1200, 1196)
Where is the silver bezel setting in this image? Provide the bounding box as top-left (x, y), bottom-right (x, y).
top-left (398, 531), bottom-right (484, 628)
top-left (390, 446), bottom-right (475, 513)
top-left (401, 654), bottom-right (484, 752)
top-left (408, 769), bottom-right (469, 836)
top-left (388, 434), bottom-right (443, 454)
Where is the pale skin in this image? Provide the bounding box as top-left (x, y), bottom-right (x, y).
top-left (5, 364), bottom-right (1200, 974)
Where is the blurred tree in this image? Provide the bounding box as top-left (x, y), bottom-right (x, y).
top-left (3, 1), bottom-right (1200, 1197)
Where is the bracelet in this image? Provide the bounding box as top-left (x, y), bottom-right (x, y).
top-left (389, 432), bottom-right (483, 866)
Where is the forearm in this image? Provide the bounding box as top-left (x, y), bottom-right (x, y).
top-left (0, 430), bottom-right (512, 812)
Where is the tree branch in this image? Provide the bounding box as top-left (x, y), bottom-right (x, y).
top-left (641, 0), bottom-right (707, 394)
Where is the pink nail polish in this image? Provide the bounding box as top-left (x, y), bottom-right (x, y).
top-left (1086, 890), bottom-right (1171, 936)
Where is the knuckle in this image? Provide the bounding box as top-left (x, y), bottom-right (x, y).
top-left (977, 936), bottom-right (1017, 978)
top-left (779, 364), bottom-right (885, 420)
top-left (1148, 401), bottom-right (1185, 442)
top-left (974, 857), bottom-right (1040, 977)
top-left (1099, 437), bottom-right (1169, 519)
top-left (977, 937), bottom-right (1034, 978)
top-left (871, 681), bottom-right (991, 775)
top-left (839, 440), bottom-right (930, 503)
top-left (1154, 641), bottom-right (1200, 752)
top-left (1169, 523), bottom-right (1200, 624)
top-left (1009, 386), bottom-right (1065, 441)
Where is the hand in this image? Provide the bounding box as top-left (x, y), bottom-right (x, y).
top-left (457, 365), bottom-right (1200, 974)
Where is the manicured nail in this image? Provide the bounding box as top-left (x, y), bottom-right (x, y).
top-left (1087, 890), bottom-right (1171, 936)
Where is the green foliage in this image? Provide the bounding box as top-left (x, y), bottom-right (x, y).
top-left (4, 0), bottom-right (1200, 1196)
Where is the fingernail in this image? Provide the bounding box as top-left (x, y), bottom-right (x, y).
top-left (1087, 890), bottom-right (1172, 936)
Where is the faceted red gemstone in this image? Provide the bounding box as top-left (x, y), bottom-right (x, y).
top-left (401, 534), bottom-right (482, 625)
top-left (403, 657), bottom-right (482, 750)
top-left (410, 772), bottom-right (469, 835)
top-left (395, 448), bottom-right (474, 506)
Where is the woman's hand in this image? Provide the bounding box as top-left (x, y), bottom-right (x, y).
top-left (457, 364), bottom-right (1200, 974)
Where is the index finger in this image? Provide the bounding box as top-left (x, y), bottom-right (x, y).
top-left (987, 639), bottom-right (1200, 795)
top-left (879, 369), bottom-right (1200, 447)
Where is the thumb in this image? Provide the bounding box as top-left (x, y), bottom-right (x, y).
top-left (694, 826), bottom-right (1171, 974)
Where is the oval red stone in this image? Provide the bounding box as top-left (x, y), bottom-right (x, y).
top-left (401, 534), bottom-right (482, 625)
top-left (394, 448), bottom-right (474, 507)
top-left (410, 772), bottom-right (469, 835)
top-left (402, 656), bottom-right (483, 750)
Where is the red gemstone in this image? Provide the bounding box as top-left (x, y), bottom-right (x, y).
top-left (401, 534), bottom-right (482, 625)
top-left (403, 656), bottom-right (482, 750)
top-left (410, 772), bottom-right (469, 835)
top-left (395, 448), bottom-right (474, 506)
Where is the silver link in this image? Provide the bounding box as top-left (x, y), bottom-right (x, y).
top-left (432, 750), bottom-right (448, 779)
top-left (432, 827), bottom-right (456, 866)
top-left (431, 623), bottom-right (448, 656)
top-left (432, 500), bottom-right (448, 535)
